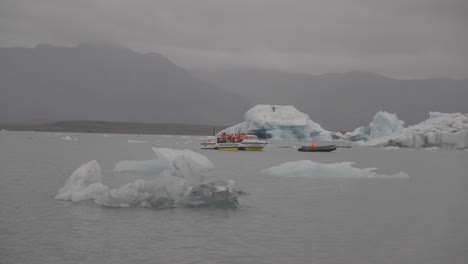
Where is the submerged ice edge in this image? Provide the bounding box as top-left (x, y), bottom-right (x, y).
top-left (261, 160), bottom-right (409, 179)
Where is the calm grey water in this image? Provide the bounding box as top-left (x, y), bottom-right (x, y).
top-left (1, 131), bottom-right (467, 264)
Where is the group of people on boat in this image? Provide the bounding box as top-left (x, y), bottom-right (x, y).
top-left (218, 133), bottom-right (246, 143)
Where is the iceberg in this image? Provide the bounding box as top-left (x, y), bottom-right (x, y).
top-left (55, 149), bottom-right (244, 208)
top-left (363, 112), bottom-right (468, 149)
top-left (261, 160), bottom-right (408, 179)
top-left (219, 104), bottom-right (333, 140)
top-left (344, 111), bottom-right (404, 141)
top-left (61, 136), bottom-right (73, 141)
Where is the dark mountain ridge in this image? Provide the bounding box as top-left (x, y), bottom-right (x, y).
top-left (0, 43), bottom-right (251, 126)
top-left (195, 69), bottom-right (468, 131)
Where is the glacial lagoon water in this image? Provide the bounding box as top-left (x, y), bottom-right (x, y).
top-left (1, 131), bottom-right (467, 264)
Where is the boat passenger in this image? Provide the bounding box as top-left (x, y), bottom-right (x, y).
top-left (239, 133), bottom-right (245, 142)
top-left (310, 142), bottom-right (316, 148)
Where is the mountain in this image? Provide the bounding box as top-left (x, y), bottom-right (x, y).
top-left (0, 43), bottom-right (251, 125)
top-left (195, 69), bottom-right (468, 131)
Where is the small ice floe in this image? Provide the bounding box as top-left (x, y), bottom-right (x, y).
top-left (261, 160), bottom-right (408, 179)
top-left (424, 147), bottom-right (439, 150)
top-left (382, 146), bottom-right (400, 150)
top-left (61, 136), bottom-right (73, 141)
top-left (128, 139), bottom-right (147, 144)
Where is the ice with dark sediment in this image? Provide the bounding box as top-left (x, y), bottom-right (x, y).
top-left (55, 148), bottom-right (245, 208)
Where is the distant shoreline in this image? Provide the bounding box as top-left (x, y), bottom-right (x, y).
top-left (0, 121), bottom-right (226, 136)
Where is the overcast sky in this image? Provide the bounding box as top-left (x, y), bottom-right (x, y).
top-left (1, 0), bottom-right (467, 79)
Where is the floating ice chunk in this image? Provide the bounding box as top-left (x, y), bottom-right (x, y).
top-left (61, 136), bottom-right (73, 141)
top-left (219, 104), bottom-right (333, 140)
top-left (54, 161), bottom-right (109, 201)
top-left (56, 157), bottom-right (244, 209)
top-left (113, 159), bottom-right (172, 174)
top-left (345, 111), bottom-right (404, 141)
top-left (128, 139), bottom-right (147, 143)
top-left (152, 147), bottom-right (214, 171)
top-left (261, 160), bottom-right (408, 179)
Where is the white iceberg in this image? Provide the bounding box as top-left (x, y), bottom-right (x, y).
top-left (61, 135), bottom-right (73, 141)
top-left (363, 112), bottom-right (468, 149)
top-left (218, 104), bottom-right (333, 140)
top-left (260, 160), bottom-right (408, 179)
top-left (345, 111), bottom-right (404, 141)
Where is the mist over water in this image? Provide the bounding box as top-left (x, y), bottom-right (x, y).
top-left (1, 131), bottom-right (467, 264)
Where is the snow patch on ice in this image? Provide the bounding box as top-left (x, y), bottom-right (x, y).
top-left (261, 160), bottom-right (408, 179)
top-left (219, 104), bottom-right (333, 140)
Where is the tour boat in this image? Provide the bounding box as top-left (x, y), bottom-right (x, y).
top-left (200, 134), bottom-right (267, 151)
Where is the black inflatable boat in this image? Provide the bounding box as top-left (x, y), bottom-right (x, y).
top-left (298, 145), bottom-right (337, 152)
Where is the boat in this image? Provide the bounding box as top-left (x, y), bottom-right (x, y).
top-left (237, 134), bottom-right (267, 151)
top-left (200, 134), bottom-right (267, 151)
top-left (297, 145), bottom-right (337, 152)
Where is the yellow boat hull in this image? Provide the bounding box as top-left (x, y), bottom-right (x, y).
top-left (217, 147), bottom-right (240, 151)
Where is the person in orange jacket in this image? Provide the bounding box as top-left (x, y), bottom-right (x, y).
top-left (310, 141), bottom-right (316, 148)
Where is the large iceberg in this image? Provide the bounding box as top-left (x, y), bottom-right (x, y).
top-left (363, 112), bottom-right (468, 149)
top-left (261, 160), bottom-right (408, 179)
top-left (344, 111), bottom-right (404, 141)
top-left (55, 149), bottom-right (244, 208)
top-left (219, 105), bottom-right (333, 140)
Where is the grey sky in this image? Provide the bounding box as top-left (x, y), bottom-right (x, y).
top-left (1, 0), bottom-right (467, 79)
